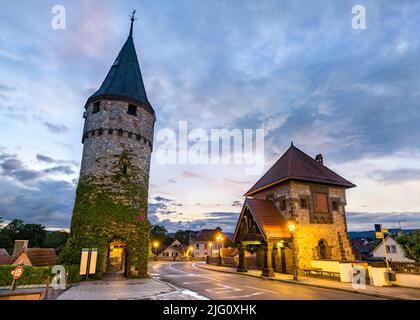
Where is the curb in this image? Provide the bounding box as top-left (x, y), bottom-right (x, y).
top-left (195, 263), bottom-right (415, 300)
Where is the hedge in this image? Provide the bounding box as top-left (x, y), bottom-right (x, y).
top-left (0, 265), bottom-right (81, 287)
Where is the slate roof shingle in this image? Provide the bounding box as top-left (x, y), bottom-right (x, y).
top-left (86, 26), bottom-right (154, 115)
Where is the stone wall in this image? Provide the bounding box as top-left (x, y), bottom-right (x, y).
top-left (253, 180), bottom-right (355, 272)
top-left (63, 98), bottom-right (155, 278)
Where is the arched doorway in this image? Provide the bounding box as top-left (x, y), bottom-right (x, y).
top-left (107, 240), bottom-right (126, 273)
top-left (318, 239), bottom-right (328, 260)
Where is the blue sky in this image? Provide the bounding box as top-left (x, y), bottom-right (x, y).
top-left (0, 0), bottom-right (419, 232)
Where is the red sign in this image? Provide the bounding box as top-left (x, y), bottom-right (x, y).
top-left (135, 215), bottom-right (145, 222)
top-left (11, 266), bottom-right (24, 280)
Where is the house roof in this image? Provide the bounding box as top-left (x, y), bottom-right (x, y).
top-left (12, 248), bottom-right (58, 267)
top-left (234, 198), bottom-right (291, 241)
top-left (245, 144), bottom-right (356, 196)
top-left (0, 249), bottom-right (11, 265)
top-left (193, 227), bottom-right (223, 242)
top-left (85, 19), bottom-right (154, 115)
top-left (370, 235), bottom-right (396, 255)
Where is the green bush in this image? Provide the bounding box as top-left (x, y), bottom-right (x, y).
top-left (0, 264), bottom-right (81, 287)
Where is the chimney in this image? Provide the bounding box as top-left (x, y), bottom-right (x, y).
top-left (12, 240), bottom-right (28, 258)
top-left (315, 154), bottom-right (323, 165)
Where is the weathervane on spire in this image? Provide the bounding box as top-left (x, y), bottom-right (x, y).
top-left (129, 9), bottom-right (137, 37)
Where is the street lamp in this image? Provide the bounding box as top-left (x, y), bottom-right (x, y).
top-left (288, 219), bottom-right (298, 281)
top-left (153, 241), bottom-right (159, 261)
top-left (208, 242), bottom-right (213, 257)
top-left (215, 235), bottom-right (224, 265)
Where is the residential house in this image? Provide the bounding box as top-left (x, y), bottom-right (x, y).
top-left (9, 240), bottom-right (58, 267)
top-left (371, 235), bottom-right (413, 262)
top-left (158, 240), bottom-right (187, 261)
top-left (190, 227), bottom-right (225, 258)
top-left (0, 249), bottom-right (11, 265)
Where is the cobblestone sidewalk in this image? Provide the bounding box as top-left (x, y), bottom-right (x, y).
top-left (57, 277), bottom-right (207, 300)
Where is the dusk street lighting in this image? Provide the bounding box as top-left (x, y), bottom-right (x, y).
top-left (216, 235), bottom-right (224, 265)
top-left (288, 219), bottom-right (298, 281)
top-left (153, 241), bottom-right (159, 261)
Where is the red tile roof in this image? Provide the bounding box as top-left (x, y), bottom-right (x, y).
top-left (12, 248), bottom-right (58, 267)
top-left (27, 248), bottom-right (58, 266)
top-left (245, 198), bottom-right (290, 240)
top-left (245, 144), bottom-right (356, 195)
top-left (0, 249), bottom-right (11, 265)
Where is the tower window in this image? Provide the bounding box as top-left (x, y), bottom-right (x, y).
top-left (313, 192), bottom-right (329, 213)
top-left (98, 128), bottom-right (103, 136)
top-left (300, 198), bottom-right (308, 208)
top-left (279, 197), bottom-right (286, 211)
top-left (332, 200), bottom-right (339, 211)
top-left (118, 129), bottom-right (123, 136)
top-left (108, 129), bottom-right (113, 135)
top-left (122, 165), bottom-right (128, 175)
top-left (92, 101), bottom-right (100, 114)
top-left (127, 104), bottom-right (137, 116)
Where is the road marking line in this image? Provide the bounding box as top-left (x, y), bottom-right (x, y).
top-left (244, 285), bottom-right (278, 294)
top-left (205, 284), bottom-right (242, 293)
top-left (182, 280), bottom-right (212, 285)
top-left (149, 273), bottom-right (161, 276)
top-left (221, 292), bottom-right (265, 299)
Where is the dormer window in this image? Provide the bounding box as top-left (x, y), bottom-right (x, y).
top-left (92, 101), bottom-right (100, 114)
top-left (127, 104), bottom-right (137, 116)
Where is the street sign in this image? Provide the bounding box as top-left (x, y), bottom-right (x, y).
top-left (375, 224), bottom-right (388, 239)
top-left (11, 266), bottom-right (24, 280)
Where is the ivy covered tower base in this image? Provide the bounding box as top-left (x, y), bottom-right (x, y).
top-left (62, 12), bottom-right (155, 278)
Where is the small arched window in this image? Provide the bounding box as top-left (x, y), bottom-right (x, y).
top-left (318, 239), bottom-right (328, 260)
top-left (122, 165), bottom-right (128, 175)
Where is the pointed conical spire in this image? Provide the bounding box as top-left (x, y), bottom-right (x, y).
top-left (86, 11), bottom-right (154, 115)
top-left (129, 9), bottom-right (136, 38)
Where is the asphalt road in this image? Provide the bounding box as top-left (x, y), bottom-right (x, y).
top-left (149, 261), bottom-right (380, 300)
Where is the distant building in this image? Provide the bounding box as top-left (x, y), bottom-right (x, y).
top-left (190, 227), bottom-right (225, 258)
top-left (0, 249), bottom-right (11, 265)
top-left (351, 238), bottom-right (378, 261)
top-left (158, 240), bottom-right (187, 260)
top-left (8, 240), bottom-right (58, 267)
top-left (371, 235), bottom-right (413, 262)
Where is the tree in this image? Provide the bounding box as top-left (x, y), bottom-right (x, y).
top-left (396, 231), bottom-right (420, 262)
top-left (43, 231), bottom-right (70, 254)
top-left (174, 230), bottom-right (196, 245)
top-left (150, 225), bottom-right (170, 246)
top-left (18, 223), bottom-right (47, 248)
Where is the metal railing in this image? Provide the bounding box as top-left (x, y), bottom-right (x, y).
top-left (389, 261), bottom-right (420, 273)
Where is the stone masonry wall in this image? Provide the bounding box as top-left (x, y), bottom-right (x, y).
top-left (79, 100), bottom-right (154, 206)
top-left (253, 181), bottom-right (355, 272)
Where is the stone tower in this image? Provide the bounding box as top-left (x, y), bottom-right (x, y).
top-left (63, 14), bottom-right (155, 278)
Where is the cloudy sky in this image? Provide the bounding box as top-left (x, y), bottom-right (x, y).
top-left (0, 0), bottom-right (419, 232)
